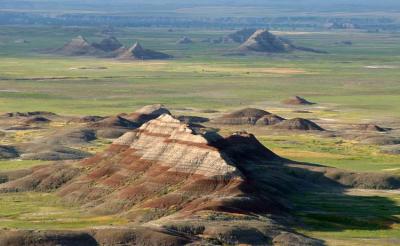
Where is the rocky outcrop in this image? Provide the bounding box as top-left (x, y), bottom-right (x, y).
top-left (56, 37), bottom-right (172, 60)
top-left (239, 29), bottom-right (293, 53)
top-left (58, 36), bottom-right (102, 56)
top-left (239, 29), bottom-right (326, 54)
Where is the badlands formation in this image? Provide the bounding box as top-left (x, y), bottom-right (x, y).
top-left (1, 105), bottom-right (400, 245)
top-left (58, 36), bottom-right (172, 60)
top-left (238, 29), bottom-right (326, 54)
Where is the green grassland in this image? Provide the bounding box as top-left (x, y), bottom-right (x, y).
top-left (259, 135), bottom-right (400, 172)
top-left (0, 160), bottom-right (44, 171)
top-left (0, 27), bottom-right (399, 118)
top-left (0, 192), bottom-right (127, 229)
top-left (0, 26), bottom-right (400, 244)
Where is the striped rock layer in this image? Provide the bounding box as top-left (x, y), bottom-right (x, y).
top-left (55, 114), bottom-right (279, 219)
top-left (0, 114), bottom-right (281, 223)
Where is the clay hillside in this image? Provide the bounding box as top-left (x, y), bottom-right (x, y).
top-left (1, 111), bottom-right (399, 245)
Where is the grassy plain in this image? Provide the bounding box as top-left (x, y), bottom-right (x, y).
top-left (0, 27), bottom-right (399, 118)
top-left (260, 135), bottom-right (400, 172)
top-left (0, 192), bottom-right (127, 229)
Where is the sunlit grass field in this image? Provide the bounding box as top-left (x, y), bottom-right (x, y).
top-left (0, 27), bottom-right (399, 117)
top-left (0, 192), bottom-right (127, 229)
top-left (260, 135), bottom-right (400, 172)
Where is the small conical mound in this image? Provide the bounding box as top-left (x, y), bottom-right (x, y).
top-left (283, 96), bottom-right (315, 105)
top-left (118, 42), bottom-right (172, 60)
top-left (92, 36), bottom-right (123, 52)
top-left (91, 115), bottom-right (138, 129)
top-left (214, 108), bottom-right (271, 125)
top-left (239, 29), bottom-right (293, 53)
top-left (273, 118), bottom-right (324, 131)
top-left (125, 104), bottom-right (171, 124)
top-left (59, 36), bottom-right (100, 56)
top-left (256, 114), bottom-right (285, 126)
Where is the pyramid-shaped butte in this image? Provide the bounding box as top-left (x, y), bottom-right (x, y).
top-left (34, 114), bottom-right (278, 217)
top-left (239, 29), bottom-right (293, 53)
top-left (111, 114), bottom-right (239, 177)
top-left (118, 42), bottom-right (172, 60)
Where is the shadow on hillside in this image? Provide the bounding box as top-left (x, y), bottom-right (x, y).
top-left (215, 133), bottom-right (400, 234)
top-left (279, 162), bottom-right (400, 233)
top-left (291, 190), bottom-right (400, 232)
